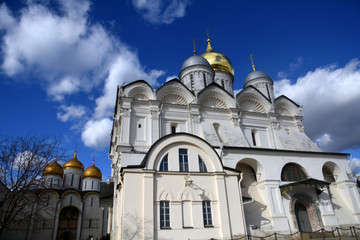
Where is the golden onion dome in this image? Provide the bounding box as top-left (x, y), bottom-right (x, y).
top-left (83, 160), bottom-right (102, 179)
top-left (63, 151), bottom-right (84, 171)
top-left (43, 158), bottom-right (64, 177)
top-left (201, 38), bottom-right (234, 76)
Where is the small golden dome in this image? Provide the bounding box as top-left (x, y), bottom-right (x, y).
top-left (83, 160), bottom-right (102, 179)
top-left (43, 158), bottom-right (64, 177)
top-left (63, 151), bottom-right (84, 171)
top-left (201, 38), bottom-right (234, 76)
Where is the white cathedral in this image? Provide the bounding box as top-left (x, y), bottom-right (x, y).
top-left (108, 38), bottom-right (360, 239)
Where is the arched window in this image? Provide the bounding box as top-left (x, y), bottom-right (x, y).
top-left (198, 156), bottom-right (207, 173)
top-left (159, 154), bottom-right (168, 171)
top-left (281, 163), bottom-right (307, 181)
top-left (171, 123), bottom-right (177, 134)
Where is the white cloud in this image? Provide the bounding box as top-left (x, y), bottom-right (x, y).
top-left (57, 104), bottom-right (86, 122)
top-left (277, 57), bottom-right (303, 78)
top-left (350, 158), bottom-right (360, 175)
top-left (0, 0), bottom-right (164, 151)
top-left (132, 0), bottom-right (190, 24)
top-left (81, 118), bottom-right (112, 150)
top-left (274, 58), bottom-right (360, 152)
top-left (165, 75), bottom-right (178, 82)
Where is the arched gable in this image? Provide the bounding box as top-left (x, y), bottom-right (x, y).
top-left (197, 83), bottom-right (236, 109)
top-left (274, 95), bottom-right (300, 116)
top-left (156, 79), bottom-right (195, 105)
top-left (281, 162), bottom-right (309, 181)
top-left (123, 80), bottom-right (155, 100)
top-left (236, 86), bottom-right (272, 113)
top-left (142, 133), bottom-right (223, 172)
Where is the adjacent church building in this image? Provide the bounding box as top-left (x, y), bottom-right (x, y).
top-left (108, 38), bottom-right (360, 239)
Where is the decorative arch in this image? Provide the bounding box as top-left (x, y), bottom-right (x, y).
top-left (197, 84), bottom-right (236, 109)
top-left (156, 80), bottom-right (195, 105)
top-left (274, 96), bottom-right (300, 116)
top-left (143, 133), bottom-right (223, 173)
top-left (179, 188), bottom-right (195, 201)
top-left (157, 188), bottom-right (174, 201)
top-left (281, 162), bottom-right (308, 181)
top-left (123, 80), bottom-right (155, 100)
top-left (236, 86), bottom-right (272, 113)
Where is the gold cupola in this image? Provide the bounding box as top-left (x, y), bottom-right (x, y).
top-left (43, 158), bottom-right (64, 177)
top-left (83, 160), bottom-right (102, 179)
top-left (63, 151), bottom-right (84, 171)
top-left (201, 38), bottom-right (234, 76)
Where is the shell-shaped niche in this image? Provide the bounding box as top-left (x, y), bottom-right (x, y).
top-left (275, 106), bottom-right (292, 116)
top-left (200, 95), bottom-right (228, 109)
top-left (239, 97), bottom-right (266, 113)
top-left (133, 92), bottom-right (149, 101)
top-left (161, 91), bottom-right (188, 105)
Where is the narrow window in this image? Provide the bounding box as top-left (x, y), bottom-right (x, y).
top-left (85, 181), bottom-right (87, 189)
top-left (91, 180), bottom-right (94, 189)
top-left (203, 73), bottom-right (206, 87)
top-left (251, 130), bottom-right (257, 146)
top-left (190, 74), bottom-right (194, 90)
top-left (179, 149), bottom-right (188, 172)
top-left (138, 124), bottom-right (141, 128)
top-left (91, 197), bottom-right (93, 207)
top-left (89, 219), bottom-right (92, 228)
top-left (71, 174), bottom-right (74, 187)
top-left (50, 178), bottom-right (53, 188)
top-left (171, 125), bottom-right (176, 134)
top-left (46, 195), bottom-right (50, 206)
top-left (160, 201), bottom-right (170, 228)
top-left (221, 80), bottom-right (225, 88)
top-left (159, 154), bottom-right (168, 171)
top-left (202, 201), bottom-right (213, 227)
top-left (198, 156), bottom-right (207, 173)
top-left (63, 175), bottom-right (66, 186)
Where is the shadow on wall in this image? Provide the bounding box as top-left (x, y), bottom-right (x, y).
top-left (243, 200), bottom-right (271, 230)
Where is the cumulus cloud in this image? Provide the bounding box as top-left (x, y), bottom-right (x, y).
top-left (0, 0), bottom-right (164, 150)
top-left (81, 118), bottom-right (112, 150)
top-left (350, 158), bottom-right (360, 176)
top-left (274, 59), bottom-right (360, 152)
top-left (57, 104), bottom-right (86, 122)
top-left (165, 75), bottom-right (178, 81)
top-left (132, 0), bottom-right (190, 24)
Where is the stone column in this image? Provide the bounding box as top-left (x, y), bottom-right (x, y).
top-left (143, 171), bottom-right (154, 239)
top-left (215, 173), bottom-right (232, 239)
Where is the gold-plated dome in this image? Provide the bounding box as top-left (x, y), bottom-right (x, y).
top-left (83, 160), bottom-right (102, 179)
top-left (43, 158), bottom-right (64, 177)
top-left (201, 38), bottom-right (234, 76)
top-left (63, 151), bottom-right (84, 171)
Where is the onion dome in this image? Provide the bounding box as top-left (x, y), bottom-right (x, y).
top-left (201, 38), bottom-right (234, 76)
top-left (63, 151), bottom-right (84, 171)
top-left (181, 55), bottom-right (211, 71)
top-left (245, 71), bottom-right (270, 83)
top-left (83, 160), bottom-right (102, 179)
top-left (43, 158), bottom-right (64, 177)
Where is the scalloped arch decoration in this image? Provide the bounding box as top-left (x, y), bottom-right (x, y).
top-left (133, 92), bottom-right (149, 101)
top-left (161, 92), bottom-right (188, 105)
top-left (275, 106), bottom-right (292, 116)
top-left (200, 95), bottom-right (228, 109)
top-left (239, 97), bottom-right (266, 113)
top-left (157, 188), bottom-right (174, 201)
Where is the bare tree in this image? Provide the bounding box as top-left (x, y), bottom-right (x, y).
top-left (0, 135), bottom-right (63, 235)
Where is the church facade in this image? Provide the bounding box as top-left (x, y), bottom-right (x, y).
top-left (108, 38), bottom-right (360, 239)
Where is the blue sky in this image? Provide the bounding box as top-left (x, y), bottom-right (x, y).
top-left (0, 0), bottom-right (360, 180)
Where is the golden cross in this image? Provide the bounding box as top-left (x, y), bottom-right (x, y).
top-left (193, 38), bottom-right (196, 56)
top-left (249, 53), bottom-right (256, 72)
top-left (206, 28), bottom-right (210, 39)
